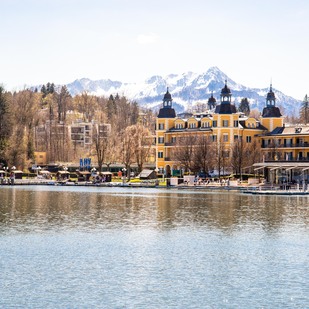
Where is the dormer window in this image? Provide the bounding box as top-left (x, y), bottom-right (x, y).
top-left (202, 121), bottom-right (210, 128)
top-left (175, 123), bottom-right (184, 129)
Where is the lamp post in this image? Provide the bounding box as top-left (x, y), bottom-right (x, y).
top-left (155, 168), bottom-right (159, 186)
top-left (122, 168), bottom-right (127, 185)
top-left (2, 166), bottom-right (8, 183)
top-left (10, 166), bottom-right (16, 185)
top-left (37, 166), bottom-right (41, 177)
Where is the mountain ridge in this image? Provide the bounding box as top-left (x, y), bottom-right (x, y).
top-left (61, 67), bottom-right (302, 116)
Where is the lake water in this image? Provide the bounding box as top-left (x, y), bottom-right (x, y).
top-left (0, 185), bottom-right (308, 308)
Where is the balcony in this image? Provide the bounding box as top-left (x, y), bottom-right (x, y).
top-left (262, 143), bottom-right (309, 149)
top-left (265, 158), bottom-right (309, 162)
top-left (164, 157), bottom-right (172, 161)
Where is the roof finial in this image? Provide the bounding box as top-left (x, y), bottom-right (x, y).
top-left (270, 78), bottom-right (272, 91)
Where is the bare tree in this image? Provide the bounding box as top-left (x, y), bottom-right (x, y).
top-left (92, 124), bottom-right (111, 172)
top-left (246, 138), bottom-right (262, 171)
top-left (213, 135), bottom-right (230, 178)
top-left (132, 124), bottom-right (153, 173)
top-left (120, 127), bottom-right (135, 179)
top-left (74, 92), bottom-right (98, 122)
top-left (8, 90), bottom-right (40, 168)
top-left (231, 138), bottom-right (245, 175)
top-left (172, 134), bottom-right (197, 173)
top-left (192, 135), bottom-right (215, 175)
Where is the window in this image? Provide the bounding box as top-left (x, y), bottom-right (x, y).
top-left (189, 123), bottom-right (196, 129)
top-left (222, 120), bottom-right (229, 127)
top-left (158, 123), bottom-right (164, 130)
top-left (202, 121), bottom-right (210, 128)
top-left (234, 135), bottom-right (239, 141)
top-left (212, 120), bottom-right (217, 127)
top-left (158, 152), bottom-right (164, 158)
top-left (212, 135), bottom-right (217, 142)
top-left (158, 137), bottom-right (164, 144)
top-left (223, 151), bottom-right (230, 158)
top-left (175, 123), bottom-right (183, 129)
top-left (234, 120), bottom-right (239, 127)
top-left (246, 136), bottom-right (252, 143)
top-left (171, 137), bottom-right (176, 143)
top-left (223, 134), bottom-right (228, 142)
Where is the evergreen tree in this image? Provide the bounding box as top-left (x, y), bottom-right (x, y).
top-left (46, 82), bottom-right (51, 94)
top-left (50, 83), bottom-right (55, 94)
top-left (106, 94), bottom-right (116, 122)
top-left (41, 84), bottom-right (47, 97)
top-left (57, 85), bottom-right (71, 122)
top-left (300, 94), bottom-right (309, 124)
top-left (238, 98), bottom-right (250, 116)
top-left (0, 86), bottom-right (12, 164)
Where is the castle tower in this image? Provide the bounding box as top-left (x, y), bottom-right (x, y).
top-left (157, 88), bottom-right (176, 118)
top-left (156, 88), bottom-right (176, 175)
top-left (260, 84), bottom-right (283, 131)
top-left (215, 80), bottom-right (237, 114)
top-left (207, 92), bottom-right (216, 110)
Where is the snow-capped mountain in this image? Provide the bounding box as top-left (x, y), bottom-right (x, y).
top-left (65, 67), bottom-right (301, 116)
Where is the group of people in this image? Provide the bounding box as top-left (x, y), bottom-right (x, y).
top-left (0, 172), bottom-right (15, 185)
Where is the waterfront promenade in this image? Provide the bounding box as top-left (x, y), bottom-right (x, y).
top-left (2, 177), bottom-right (309, 195)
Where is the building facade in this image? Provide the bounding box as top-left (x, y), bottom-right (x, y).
top-left (156, 82), bottom-right (268, 177)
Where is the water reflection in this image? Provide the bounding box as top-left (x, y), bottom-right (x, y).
top-left (0, 186), bottom-right (308, 233)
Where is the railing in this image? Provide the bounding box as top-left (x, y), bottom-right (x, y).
top-left (262, 143), bottom-right (309, 148)
top-left (164, 157), bottom-right (171, 161)
top-left (264, 158), bottom-right (309, 162)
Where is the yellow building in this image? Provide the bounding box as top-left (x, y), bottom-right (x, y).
top-left (256, 86), bottom-right (309, 183)
top-left (258, 84), bottom-right (309, 162)
top-left (155, 81), bottom-right (309, 184)
top-left (34, 151), bottom-right (47, 166)
top-left (156, 82), bottom-right (267, 177)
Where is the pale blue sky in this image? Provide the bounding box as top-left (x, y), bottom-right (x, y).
top-left (1, 0), bottom-right (308, 99)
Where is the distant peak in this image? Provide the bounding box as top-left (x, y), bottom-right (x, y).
top-left (206, 66), bottom-right (222, 73)
top-left (145, 75), bottom-right (164, 84)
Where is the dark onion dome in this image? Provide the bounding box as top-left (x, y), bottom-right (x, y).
top-left (208, 92), bottom-right (216, 109)
top-left (208, 93), bottom-right (216, 104)
top-left (157, 108), bottom-right (176, 118)
top-left (215, 103), bottom-right (237, 114)
top-left (262, 105), bottom-right (282, 117)
top-left (221, 80), bottom-right (231, 95)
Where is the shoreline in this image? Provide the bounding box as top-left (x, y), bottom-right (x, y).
top-left (1, 179), bottom-right (309, 195)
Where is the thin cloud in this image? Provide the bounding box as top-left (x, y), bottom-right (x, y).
top-left (136, 33), bottom-right (159, 45)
